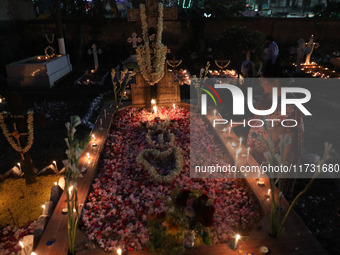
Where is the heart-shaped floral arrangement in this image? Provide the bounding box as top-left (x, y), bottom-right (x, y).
top-left (137, 120), bottom-right (183, 183)
top-left (137, 147), bottom-right (183, 183)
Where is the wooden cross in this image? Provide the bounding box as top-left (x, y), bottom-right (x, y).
top-left (127, 32), bottom-right (142, 48)
top-left (166, 56), bottom-right (182, 69)
top-left (87, 44), bottom-right (102, 71)
top-left (128, 0), bottom-right (178, 28)
top-left (215, 59), bottom-right (231, 71)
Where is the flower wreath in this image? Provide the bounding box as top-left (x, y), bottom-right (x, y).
top-left (44, 45), bottom-right (55, 59)
top-left (0, 111), bottom-right (34, 159)
top-left (137, 147), bottom-right (183, 183)
top-left (136, 3), bottom-right (167, 85)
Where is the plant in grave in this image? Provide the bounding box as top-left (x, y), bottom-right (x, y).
top-left (63, 116), bottom-right (90, 255)
top-left (191, 62), bottom-right (210, 112)
top-left (251, 118), bottom-right (338, 237)
top-left (147, 188), bottom-right (214, 254)
top-left (111, 68), bottom-right (135, 111)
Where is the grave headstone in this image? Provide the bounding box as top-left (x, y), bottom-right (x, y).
top-left (131, 73), bottom-right (152, 105)
top-left (127, 32), bottom-right (142, 48)
top-left (156, 72), bottom-right (180, 104)
top-left (88, 44), bottom-right (102, 71)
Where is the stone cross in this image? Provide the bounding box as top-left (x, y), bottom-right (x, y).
top-left (128, 0), bottom-right (178, 28)
top-left (304, 35), bottom-right (319, 65)
top-left (87, 44), bottom-right (102, 71)
top-left (127, 32), bottom-right (142, 48)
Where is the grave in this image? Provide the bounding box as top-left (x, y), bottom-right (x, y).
top-left (6, 54), bottom-right (72, 88)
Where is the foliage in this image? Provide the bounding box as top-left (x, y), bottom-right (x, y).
top-left (147, 188), bottom-right (213, 254)
top-left (216, 26), bottom-right (264, 73)
top-left (312, 3), bottom-right (340, 18)
top-left (111, 69), bottom-right (134, 111)
top-left (63, 116), bottom-right (90, 255)
top-left (251, 118), bottom-right (338, 237)
top-left (191, 62), bottom-right (210, 112)
top-left (202, 0), bottom-right (245, 17)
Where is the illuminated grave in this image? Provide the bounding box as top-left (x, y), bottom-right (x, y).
top-left (6, 55), bottom-right (72, 88)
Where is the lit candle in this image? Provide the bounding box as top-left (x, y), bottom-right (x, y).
top-left (234, 234), bottom-right (240, 249)
top-left (268, 189), bottom-right (271, 196)
top-left (86, 79), bottom-right (90, 84)
top-left (151, 99), bottom-right (156, 105)
top-left (173, 103), bottom-right (175, 109)
top-left (117, 248), bottom-right (122, 255)
top-left (153, 105), bottom-right (158, 114)
top-left (239, 137), bottom-right (242, 148)
top-left (87, 153), bottom-right (90, 159)
top-left (246, 147), bottom-right (250, 161)
top-left (68, 185), bottom-right (73, 195)
top-left (54, 182), bottom-right (58, 186)
top-left (228, 127), bottom-right (231, 136)
top-left (266, 189), bottom-right (271, 199)
top-left (235, 147), bottom-right (242, 163)
top-left (17, 162), bottom-right (21, 171)
top-left (31, 252), bottom-right (37, 255)
top-left (91, 69), bottom-right (95, 73)
top-left (42, 205), bottom-right (45, 209)
top-left (19, 241), bottom-right (24, 248)
top-left (0, 98), bottom-right (2, 103)
top-left (52, 160), bottom-right (58, 172)
top-left (92, 134), bottom-right (96, 140)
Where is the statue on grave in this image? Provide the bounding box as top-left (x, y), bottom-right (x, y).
top-left (136, 3), bottom-right (167, 86)
top-left (304, 34), bottom-right (319, 65)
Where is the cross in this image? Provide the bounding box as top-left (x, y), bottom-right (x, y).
top-left (128, 0), bottom-right (178, 28)
top-left (215, 59), bottom-right (231, 72)
top-left (87, 44), bottom-right (102, 71)
top-left (304, 35), bottom-right (319, 65)
top-left (166, 56), bottom-right (182, 69)
top-left (127, 32), bottom-right (142, 48)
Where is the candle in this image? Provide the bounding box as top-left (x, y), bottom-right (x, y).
top-left (19, 241), bottom-right (24, 248)
top-left (31, 252), bottom-right (37, 255)
top-left (228, 127), bottom-right (231, 136)
top-left (91, 69), bottom-right (95, 73)
top-left (235, 148), bottom-right (242, 163)
top-left (54, 182), bottom-right (58, 186)
top-left (87, 153), bottom-right (90, 159)
top-left (92, 134), bottom-right (96, 140)
top-left (0, 98), bottom-right (2, 103)
top-left (234, 234), bottom-right (240, 249)
top-left (117, 248), bottom-right (122, 255)
top-left (246, 147), bottom-right (250, 161)
top-left (52, 161), bottom-right (58, 172)
top-left (17, 162), bottom-right (21, 171)
top-left (239, 137), bottom-right (242, 148)
top-left (68, 185), bottom-right (73, 195)
top-left (257, 180), bottom-right (265, 187)
top-left (213, 109), bottom-right (216, 117)
top-left (268, 189), bottom-right (271, 195)
top-left (151, 99), bottom-right (156, 105)
top-left (42, 205), bottom-right (45, 209)
top-left (153, 105), bottom-right (158, 114)
top-left (173, 103), bottom-right (175, 109)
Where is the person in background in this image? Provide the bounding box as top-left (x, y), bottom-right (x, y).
top-left (264, 35), bottom-right (279, 74)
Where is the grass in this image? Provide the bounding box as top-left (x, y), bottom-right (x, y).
top-left (0, 175), bottom-right (61, 227)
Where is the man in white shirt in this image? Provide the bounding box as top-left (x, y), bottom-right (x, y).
top-left (265, 35), bottom-right (279, 65)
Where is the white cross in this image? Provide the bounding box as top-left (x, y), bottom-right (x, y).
top-left (127, 32), bottom-right (142, 48)
top-left (87, 44), bottom-right (102, 71)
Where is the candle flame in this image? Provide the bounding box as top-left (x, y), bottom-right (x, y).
top-left (117, 248), bottom-right (122, 255)
top-left (19, 241), bottom-right (24, 248)
top-left (42, 205), bottom-right (45, 209)
top-left (52, 161), bottom-right (56, 165)
top-left (235, 234), bottom-right (241, 242)
top-left (31, 252), bottom-right (37, 255)
top-left (17, 162), bottom-right (20, 167)
top-left (268, 189), bottom-right (271, 195)
top-left (54, 182), bottom-right (58, 186)
top-left (87, 153), bottom-right (90, 159)
top-left (92, 134), bottom-right (95, 139)
top-left (151, 99), bottom-right (156, 105)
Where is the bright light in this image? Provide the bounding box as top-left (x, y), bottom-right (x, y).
top-left (151, 99), bottom-right (156, 105)
top-left (87, 153), bottom-right (90, 159)
top-left (17, 162), bottom-right (21, 167)
top-left (173, 103), bottom-right (175, 109)
top-left (153, 105), bottom-right (158, 114)
top-left (31, 252), bottom-right (37, 255)
top-left (52, 161), bottom-right (56, 165)
top-left (92, 134), bottom-right (95, 140)
top-left (68, 185), bottom-right (73, 195)
top-left (235, 234), bottom-right (241, 242)
top-left (19, 241), bottom-right (24, 248)
top-left (117, 248), bottom-right (122, 255)
top-left (54, 182), bottom-right (58, 186)
top-left (268, 189), bottom-right (271, 195)
top-left (42, 205), bottom-right (46, 209)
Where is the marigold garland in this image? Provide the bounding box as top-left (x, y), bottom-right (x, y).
top-left (0, 111), bottom-right (34, 159)
top-left (136, 3), bottom-right (167, 85)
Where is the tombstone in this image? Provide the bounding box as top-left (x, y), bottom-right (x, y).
top-left (127, 32), bottom-right (142, 48)
top-left (87, 44), bottom-right (102, 71)
top-left (156, 72), bottom-right (181, 104)
top-left (131, 74), bottom-right (152, 105)
top-left (131, 71), bottom-right (180, 106)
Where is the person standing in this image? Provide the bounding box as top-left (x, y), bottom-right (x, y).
top-left (264, 35), bottom-right (279, 75)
